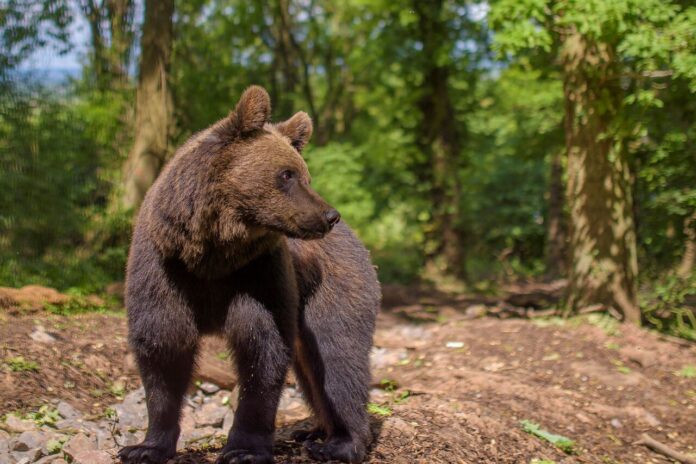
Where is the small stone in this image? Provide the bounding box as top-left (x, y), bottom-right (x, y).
top-left (11, 447), bottom-right (42, 463)
top-left (222, 410), bottom-right (234, 434)
top-left (30, 325), bottom-right (57, 343)
top-left (35, 455), bottom-right (66, 464)
top-left (94, 427), bottom-right (117, 450)
top-left (71, 450), bottom-right (113, 464)
top-left (114, 402), bottom-right (147, 431)
top-left (194, 402), bottom-right (228, 428)
top-left (11, 430), bottom-right (46, 452)
top-left (122, 387), bottom-right (145, 406)
top-left (199, 382), bottom-right (220, 395)
top-left (120, 430), bottom-right (145, 447)
top-left (62, 433), bottom-right (97, 460)
top-left (0, 430), bottom-right (10, 453)
top-left (4, 415), bottom-right (36, 433)
top-left (56, 401), bottom-right (80, 420)
top-left (610, 418), bottom-right (623, 428)
top-left (464, 304), bottom-right (488, 319)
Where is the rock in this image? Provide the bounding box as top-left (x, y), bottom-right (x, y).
top-left (194, 402), bottom-right (228, 428)
top-left (94, 427), bottom-right (117, 450)
top-left (56, 401), bottom-right (80, 420)
top-left (222, 410), bottom-right (234, 434)
top-left (464, 304), bottom-right (488, 319)
top-left (179, 426), bottom-right (221, 448)
top-left (11, 447), bottom-right (42, 463)
top-left (122, 387), bottom-right (145, 406)
top-left (199, 382), bottom-right (220, 395)
top-left (29, 325), bottom-right (57, 343)
top-left (118, 431), bottom-right (144, 447)
top-left (370, 347), bottom-right (409, 369)
top-left (35, 455), bottom-right (67, 464)
top-left (0, 430), bottom-right (10, 453)
top-left (11, 430), bottom-right (46, 452)
top-left (62, 433), bottom-right (97, 460)
top-left (114, 400), bottom-right (147, 431)
top-left (610, 418), bottom-right (623, 428)
top-left (4, 415), bottom-right (36, 433)
top-left (71, 450), bottom-right (113, 464)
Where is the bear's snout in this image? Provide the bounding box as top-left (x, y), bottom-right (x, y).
top-left (325, 209), bottom-right (341, 229)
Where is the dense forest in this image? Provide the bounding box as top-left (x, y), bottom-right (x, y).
top-left (1, 0), bottom-right (695, 339)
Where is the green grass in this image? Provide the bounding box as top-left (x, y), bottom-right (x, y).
top-left (675, 365), bottom-right (696, 378)
top-left (4, 356), bottom-right (39, 372)
top-left (521, 420), bottom-right (576, 454)
top-left (367, 403), bottom-right (393, 417)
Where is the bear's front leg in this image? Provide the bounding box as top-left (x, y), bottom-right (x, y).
top-left (217, 250), bottom-right (297, 464)
top-left (119, 251), bottom-right (200, 464)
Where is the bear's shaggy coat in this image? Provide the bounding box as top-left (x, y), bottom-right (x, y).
top-left (118, 86), bottom-right (380, 464)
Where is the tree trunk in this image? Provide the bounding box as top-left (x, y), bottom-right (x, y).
top-left (546, 149), bottom-right (566, 278)
top-left (106, 0), bottom-right (135, 85)
top-left (677, 212), bottom-right (696, 278)
top-left (119, 0), bottom-right (174, 212)
top-left (413, 0), bottom-right (466, 280)
top-left (562, 32), bottom-right (640, 324)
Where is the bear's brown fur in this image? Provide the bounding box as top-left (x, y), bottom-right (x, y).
top-left (119, 86), bottom-right (380, 464)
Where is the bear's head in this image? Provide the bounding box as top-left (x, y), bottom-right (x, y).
top-left (142, 86), bottom-right (339, 272)
top-left (209, 86), bottom-right (340, 240)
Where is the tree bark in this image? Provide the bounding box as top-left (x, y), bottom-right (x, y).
top-left (677, 211), bottom-right (696, 278)
top-left (413, 0), bottom-right (466, 280)
top-left (562, 32), bottom-right (640, 324)
top-left (119, 0), bottom-right (174, 212)
top-left (546, 149), bottom-right (566, 278)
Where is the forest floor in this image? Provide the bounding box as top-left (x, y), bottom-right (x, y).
top-left (1, 284), bottom-right (696, 464)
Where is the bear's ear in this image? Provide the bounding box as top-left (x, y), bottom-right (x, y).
top-left (215, 86), bottom-right (271, 139)
top-left (276, 111), bottom-right (313, 152)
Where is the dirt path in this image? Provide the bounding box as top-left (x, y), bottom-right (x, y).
top-left (2, 304), bottom-right (696, 463)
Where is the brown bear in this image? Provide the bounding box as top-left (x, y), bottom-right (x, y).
top-left (118, 86), bottom-right (380, 464)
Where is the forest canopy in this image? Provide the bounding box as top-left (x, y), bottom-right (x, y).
top-left (0, 0), bottom-right (695, 339)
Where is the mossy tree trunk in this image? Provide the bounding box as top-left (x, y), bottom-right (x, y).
top-left (119, 0), bottom-right (174, 212)
top-left (562, 32), bottom-right (640, 324)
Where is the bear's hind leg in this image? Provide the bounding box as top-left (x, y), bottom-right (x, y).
top-left (294, 318), bottom-right (374, 464)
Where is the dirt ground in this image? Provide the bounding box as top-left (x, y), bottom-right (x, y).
top-left (2, 290), bottom-right (696, 464)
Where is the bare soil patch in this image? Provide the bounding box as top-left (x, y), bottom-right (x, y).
top-left (2, 291), bottom-right (696, 463)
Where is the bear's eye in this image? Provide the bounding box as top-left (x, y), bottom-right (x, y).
top-left (280, 170), bottom-right (295, 182)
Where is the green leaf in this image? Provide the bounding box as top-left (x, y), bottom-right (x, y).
top-left (521, 420), bottom-right (576, 454)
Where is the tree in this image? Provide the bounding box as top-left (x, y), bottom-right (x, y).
top-left (119, 0), bottom-right (174, 211)
top-left (77, 0), bottom-right (136, 90)
top-left (412, 0), bottom-right (467, 279)
top-left (491, 0), bottom-right (696, 323)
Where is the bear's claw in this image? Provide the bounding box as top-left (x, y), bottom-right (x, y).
top-left (118, 443), bottom-right (175, 464)
top-left (305, 437), bottom-right (366, 463)
top-left (215, 448), bottom-right (274, 464)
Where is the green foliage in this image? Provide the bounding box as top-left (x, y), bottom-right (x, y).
top-left (0, 79), bottom-right (130, 291)
top-left (641, 274), bottom-right (696, 341)
top-left (24, 405), bottom-right (60, 427)
top-left (675, 365), bottom-right (696, 378)
top-left (367, 402), bottom-right (393, 417)
top-left (4, 356), bottom-right (39, 372)
top-left (520, 420), bottom-right (576, 454)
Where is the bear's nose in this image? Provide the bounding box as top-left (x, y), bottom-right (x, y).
top-left (325, 209), bottom-right (341, 229)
